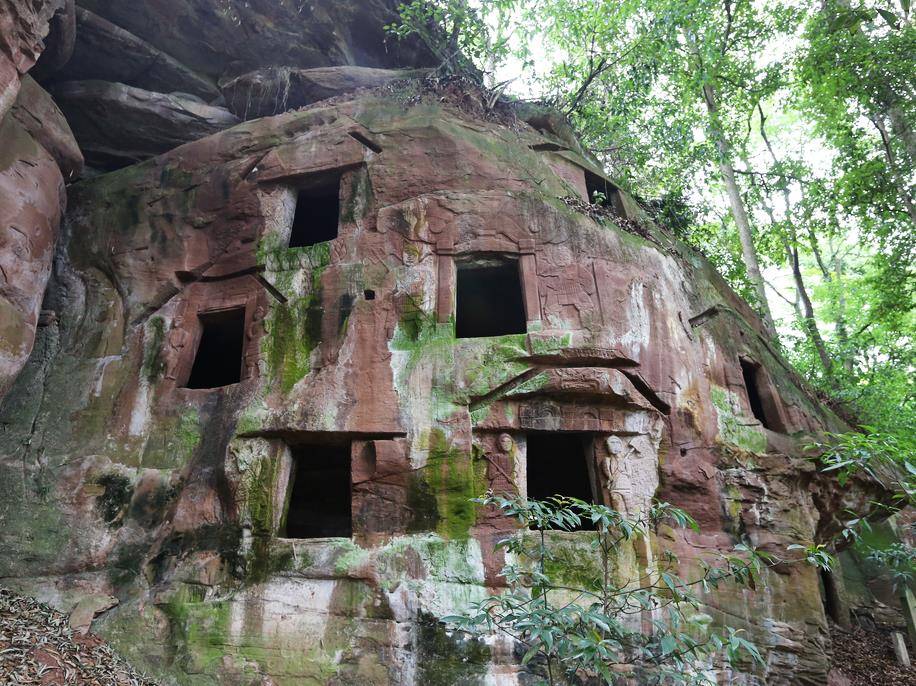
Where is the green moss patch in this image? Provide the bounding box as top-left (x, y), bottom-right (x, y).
top-left (423, 430), bottom-right (487, 539)
top-left (711, 386), bottom-right (767, 455)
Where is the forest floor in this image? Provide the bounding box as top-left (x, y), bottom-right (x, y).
top-left (0, 588), bottom-right (158, 685)
top-left (830, 622), bottom-right (916, 685)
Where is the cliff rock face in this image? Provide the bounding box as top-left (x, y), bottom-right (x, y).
top-left (0, 2), bottom-right (890, 685)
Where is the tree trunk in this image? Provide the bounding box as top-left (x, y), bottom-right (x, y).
top-left (701, 83), bottom-right (777, 335)
top-left (870, 114), bottom-right (916, 226)
top-left (788, 242), bottom-right (833, 372)
top-left (755, 103), bottom-right (832, 371)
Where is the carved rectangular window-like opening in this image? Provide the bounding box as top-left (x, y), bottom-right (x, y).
top-left (526, 433), bottom-right (595, 531)
top-left (184, 307), bottom-right (246, 389)
top-left (584, 170), bottom-right (625, 217)
top-left (456, 259), bottom-right (526, 338)
top-left (289, 173), bottom-right (341, 248)
top-left (283, 444), bottom-right (352, 539)
top-left (740, 358), bottom-right (784, 432)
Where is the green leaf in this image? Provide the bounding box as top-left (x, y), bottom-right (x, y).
top-left (876, 8), bottom-right (899, 27)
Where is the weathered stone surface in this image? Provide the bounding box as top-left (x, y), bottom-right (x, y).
top-left (10, 75), bottom-right (82, 180)
top-left (0, 0), bottom-right (66, 119)
top-left (0, 115), bottom-right (63, 399)
top-left (47, 6), bottom-right (217, 101)
top-left (78, 0), bottom-right (436, 80)
top-left (49, 80), bottom-right (240, 168)
top-left (68, 592), bottom-right (118, 635)
top-left (221, 66), bottom-right (432, 119)
top-left (0, 82), bottom-right (889, 685)
top-left (28, 0), bottom-right (74, 80)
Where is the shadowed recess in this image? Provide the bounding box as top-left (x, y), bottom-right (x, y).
top-left (456, 261), bottom-right (526, 338)
top-left (526, 433), bottom-right (595, 531)
top-left (289, 174), bottom-right (340, 248)
top-left (185, 307), bottom-right (245, 389)
top-left (284, 444), bottom-right (352, 538)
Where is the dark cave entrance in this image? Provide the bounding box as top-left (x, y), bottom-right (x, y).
top-left (740, 358), bottom-right (784, 432)
top-left (455, 259), bottom-right (526, 338)
top-left (526, 433), bottom-right (595, 531)
top-left (184, 307), bottom-right (246, 389)
top-left (289, 173), bottom-right (341, 248)
top-left (820, 569), bottom-right (844, 624)
top-left (584, 170), bottom-right (625, 217)
top-left (283, 444), bottom-right (352, 539)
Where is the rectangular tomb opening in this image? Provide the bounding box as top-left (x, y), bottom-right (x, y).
top-left (456, 259), bottom-right (526, 338)
top-left (740, 358), bottom-right (784, 431)
top-left (283, 443), bottom-right (352, 538)
top-left (584, 170), bottom-right (626, 218)
top-left (526, 433), bottom-right (595, 531)
top-left (289, 173), bottom-right (341, 248)
top-left (184, 307), bottom-right (246, 389)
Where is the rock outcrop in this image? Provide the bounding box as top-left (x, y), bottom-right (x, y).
top-left (0, 0), bottom-right (68, 118)
top-left (0, 2), bottom-right (900, 686)
top-left (75, 0), bottom-right (436, 80)
top-left (49, 6), bottom-right (218, 100)
top-left (0, 114), bottom-right (64, 398)
top-left (220, 66), bottom-right (433, 119)
top-left (10, 74), bottom-right (82, 179)
top-left (50, 80), bottom-right (239, 169)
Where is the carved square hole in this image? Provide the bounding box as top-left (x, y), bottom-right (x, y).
top-left (283, 444), bottom-right (352, 539)
top-left (526, 433), bottom-right (595, 531)
top-left (456, 259), bottom-right (526, 338)
top-left (740, 358), bottom-right (784, 432)
top-left (289, 173), bottom-right (341, 248)
top-left (184, 307), bottom-right (246, 389)
top-left (584, 170), bottom-right (625, 217)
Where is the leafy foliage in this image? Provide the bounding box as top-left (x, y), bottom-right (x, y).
top-left (444, 494), bottom-right (773, 685)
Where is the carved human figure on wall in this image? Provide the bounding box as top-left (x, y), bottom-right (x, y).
top-left (483, 432), bottom-right (517, 495)
top-left (601, 432), bottom-right (660, 518)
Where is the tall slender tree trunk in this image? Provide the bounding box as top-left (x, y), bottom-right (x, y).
top-left (701, 82), bottom-right (777, 335)
top-left (756, 104), bottom-right (833, 371)
top-left (788, 241), bottom-right (833, 372)
top-left (870, 114), bottom-right (916, 226)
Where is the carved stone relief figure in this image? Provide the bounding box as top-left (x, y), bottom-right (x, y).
top-left (476, 431), bottom-right (518, 495)
top-left (540, 247), bottom-right (598, 329)
top-left (600, 429), bottom-right (661, 518)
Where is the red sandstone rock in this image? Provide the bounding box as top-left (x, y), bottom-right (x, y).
top-left (10, 75), bottom-right (82, 180)
top-left (78, 0), bottom-right (436, 79)
top-left (46, 6), bottom-right (218, 101)
top-left (49, 80), bottom-right (240, 169)
top-left (220, 66), bottom-right (433, 119)
top-left (0, 0), bottom-right (67, 119)
top-left (0, 115), bottom-right (63, 398)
